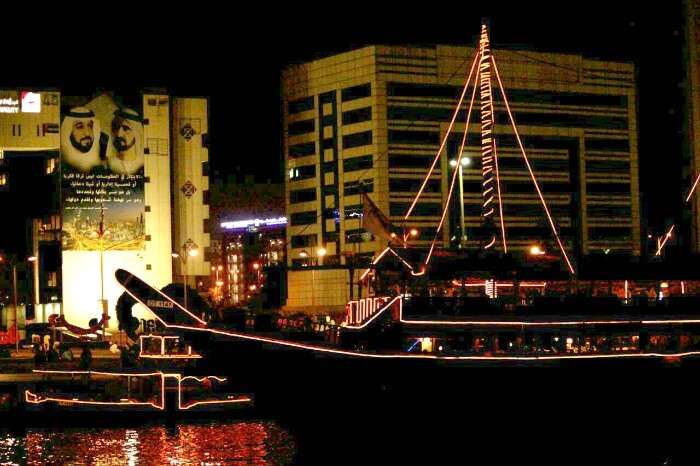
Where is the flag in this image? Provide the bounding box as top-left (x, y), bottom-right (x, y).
top-left (361, 192), bottom-right (400, 246)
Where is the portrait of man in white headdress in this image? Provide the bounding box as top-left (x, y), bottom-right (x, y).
top-left (60, 107), bottom-right (104, 173)
top-left (107, 108), bottom-right (144, 175)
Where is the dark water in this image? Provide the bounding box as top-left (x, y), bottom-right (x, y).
top-left (0, 421), bottom-right (295, 465)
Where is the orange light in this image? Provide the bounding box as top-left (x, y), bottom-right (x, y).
top-left (529, 245), bottom-right (545, 256)
top-left (249, 284), bottom-right (257, 291)
top-left (252, 263), bottom-right (260, 270)
top-left (409, 228), bottom-right (419, 237)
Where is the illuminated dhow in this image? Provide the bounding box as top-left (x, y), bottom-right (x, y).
top-left (117, 268), bottom-right (700, 365)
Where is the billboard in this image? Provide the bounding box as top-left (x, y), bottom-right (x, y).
top-left (60, 94), bottom-right (146, 328)
top-left (61, 95), bottom-right (145, 251)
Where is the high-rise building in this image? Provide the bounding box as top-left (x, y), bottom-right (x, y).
top-left (282, 44), bottom-right (640, 311)
top-left (0, 89), bottom-right (211, 330)
top-left (684, 0), bottom-right (700, 252)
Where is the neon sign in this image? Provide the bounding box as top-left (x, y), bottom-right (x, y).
top-left (220, 217), bottom-right (287, 231)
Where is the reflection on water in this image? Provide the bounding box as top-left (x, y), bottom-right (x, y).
top-left (0, 421), bottom-right (295, 465)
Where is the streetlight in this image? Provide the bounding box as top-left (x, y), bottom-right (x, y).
top-left (172, 245), bottom-right (199, 310)
top-left (450, 155), bottom-right (471, 248)
top-left (409, 228), bottom-right (419, 238)
top-left (529, 245), bottom-right (546, 256)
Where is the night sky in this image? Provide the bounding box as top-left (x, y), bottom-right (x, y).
top-left (0, 2), bottom-right (688, 246)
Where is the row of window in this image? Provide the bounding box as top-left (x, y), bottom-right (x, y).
top-left (288, 107), bottom-right (372, 136)
top-left (388, 106), bottom-right (628, 130)
top-left (387, 82), bottom-right (628, 108)
top-left (289, 156), bottom-right (372, 183)
top-left (288, 130), bottom-right (373, 158)
top-left (287, 83), bottom-right (371, 116)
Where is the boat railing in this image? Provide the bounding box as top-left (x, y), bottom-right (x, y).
top-left (401, 295), bottom-right (700, 318)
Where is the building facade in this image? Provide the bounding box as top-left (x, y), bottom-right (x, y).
top-left (282, 44), bottom-right (640, 310)
top-left (0, 89), bottom-right (211, 331)
top-left (685, 0), bottom-right (700, 252)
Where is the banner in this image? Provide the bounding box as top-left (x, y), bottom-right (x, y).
top-left (61, 95), bottom-right (145, 251)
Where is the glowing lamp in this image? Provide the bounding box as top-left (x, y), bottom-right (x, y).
top-left (317, 247), bottom-right (327, 257)
top-left (27, 256), bottom-right (37, 262)
top-left (171, 253), bottom-right (180, 259)
top-left (449, 159), bottom-right (458, 168)
top-left (252, 263), bottom-right (260, 270)
top-left (461, 157), bottom-right (471, 167)
top-left (529, 245), bottom-right (545, 256)
top-left (299, 250), bottom-right (309, 258)
top-left (188, 248), bottom-right (199, 257)
top-left (660, 282), bottom-right (669, 289)
top-left (409, 228), bottom-right (419, 237)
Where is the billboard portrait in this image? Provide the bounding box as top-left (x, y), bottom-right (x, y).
top-left (60, 95), bottom-right (145, 251)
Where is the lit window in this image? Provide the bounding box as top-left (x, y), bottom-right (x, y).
top-left (46, 158), bottom-right (56, 174)
top-left (0, 174), bottom-right (6, 186)
top-left (47, 272), bottom-right (57, 287)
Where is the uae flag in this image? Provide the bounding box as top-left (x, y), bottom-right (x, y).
top-left (361, 192), bottom-right (400, 246)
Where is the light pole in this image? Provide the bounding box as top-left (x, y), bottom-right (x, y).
top-left (211, 265), bottom-right (223, 302)
top-left (450, 156), bottom-right (471, 248)
top-left (172, 245), bottom-right (198, 310)
top-left (1, 255), bottom-right (35, 352)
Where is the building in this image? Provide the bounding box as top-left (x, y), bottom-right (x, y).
top-left (0, 89), bottom-right (211, 332)
top-left (685, 0), bottom-right (700, 252)
top-left (211, 177), bottom-right (286, 306)
top-left (282, 43), bottom-right (640, 311)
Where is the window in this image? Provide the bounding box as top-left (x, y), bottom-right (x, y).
top-left (0, 174), bottom-right (6, 186)
top-left (586, 183), bottom-right (631, 194)
top-left (388, 130), bottom-right (439, 145)
top-left (202, 190), bottom-right (210, 205)
top-left (289, 142), bottom-right (316, 158)
top-left (343, 155), bottom-right (373, 172)
top-left (341, 83), bottom-right (371, 102)
top-left (584, 138), bottom-right (630, 152)
top-left (291, 234), bottom-right (317, 248)
top-left (288, 119), bottom-right (315, 136)
top-left (203, 218), bottom-right (210, 234)
top-left (342, 107), bottom-right (372, 125)
top-left (46, 271), bottom-right (57, 288)
top-left (344, 179), bottom-right (373, 196)
top-left (290, 211), bottom-right (317, 226)
top-left (346, 229), bottom-right (373, 243)
top-left (389, 202), bottom-right (440, 217)
top-left (390, 178), bottom-right (440, 193)
top-left (342, 131), bottom-right (372, 149)
top-left (588, 227), bottom-right (631, 240)
top-left (290, 188), bottom-right (317, 204)
top-left (288, 96), bottom-right (314, 114)
top-left (587, 205), bottom-right (631, 218)
top-left (289, 164), bottom-right (316, 181)
top-left (389, 154), bottom-right (434, 169)
top-left (202, 161), bottom-right (210, 176)
top-left (344, 204), bottom-right (363, 219)
top-left (585, 160), bottom-right (630, 174)
top-left (45, 158), bottom-right (57, 175)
